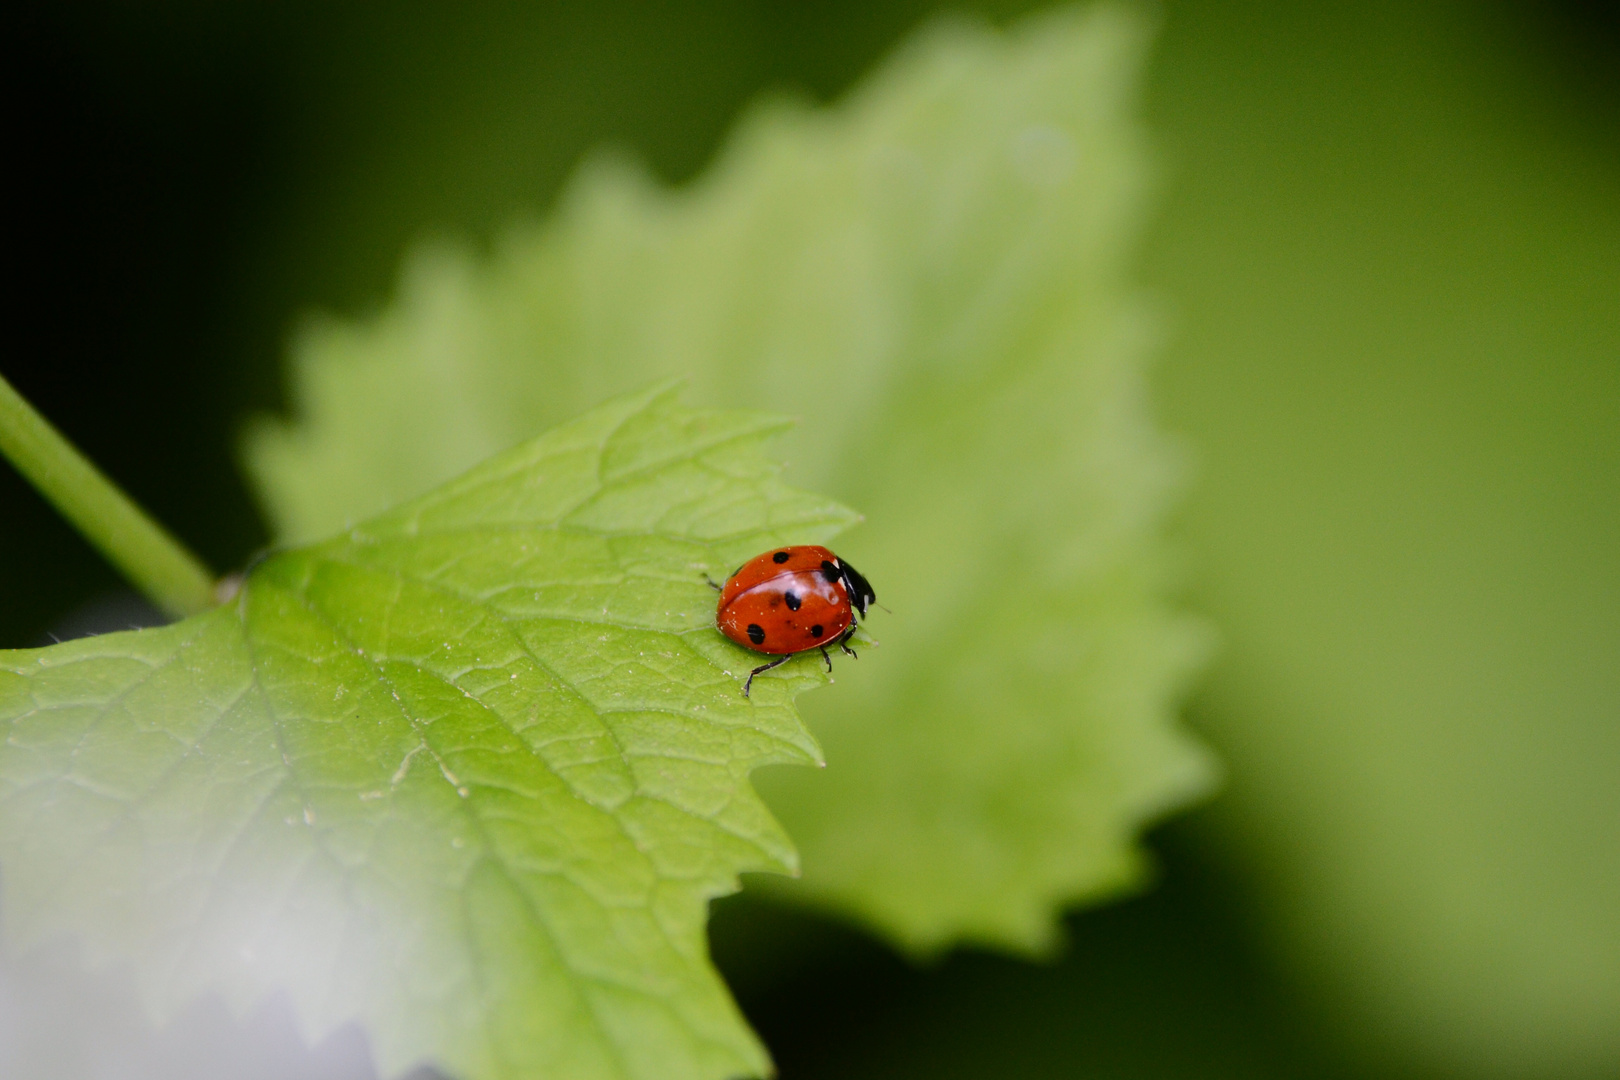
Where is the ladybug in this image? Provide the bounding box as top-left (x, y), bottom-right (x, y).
top-left (711, 545), bottom-right (877, 696)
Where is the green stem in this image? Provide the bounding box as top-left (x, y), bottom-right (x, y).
top-left (0, 372), bottom-right (217, 619)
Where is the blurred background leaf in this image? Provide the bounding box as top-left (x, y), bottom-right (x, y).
top-left (1149, 3), bottom-right (1619, 1075)
top-left (4, 1), bottom-right (1617, 1079)
top-left (242, 5), bottom-right (1219, 957)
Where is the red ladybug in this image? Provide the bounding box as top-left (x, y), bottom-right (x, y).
top-left (712, 545), bottom-right (877, 696)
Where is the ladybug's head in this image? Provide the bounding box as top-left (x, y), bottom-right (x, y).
top-left (822, 557), bottom-right (874, 615)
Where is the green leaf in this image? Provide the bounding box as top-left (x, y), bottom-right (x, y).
top-left (245, 5), bottom-right (1217, 955)
top-left (1, 385), bottom-right (858, 1080)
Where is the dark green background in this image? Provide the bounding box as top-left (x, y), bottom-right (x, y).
top-left (6, 2), bottom-right (1617, 1078)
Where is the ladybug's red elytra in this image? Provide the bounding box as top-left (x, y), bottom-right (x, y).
top-left (711, 545), bottom-right (877, 696)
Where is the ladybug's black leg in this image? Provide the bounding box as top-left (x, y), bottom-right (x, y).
top-left (818, 645), bottom-right (833, 673)
top-left (838, 626), bottom-right (859, 659)
top-left (743, 655), bottom-right (791, 697)
top-left (703, 574), bottom-right (723, 592)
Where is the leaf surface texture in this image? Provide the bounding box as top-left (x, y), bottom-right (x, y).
top-left (2, 386), bottom-right (855, 1080)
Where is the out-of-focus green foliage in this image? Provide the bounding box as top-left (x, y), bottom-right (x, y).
top-left (1146, 2), bottom-right (1620, 1075)
top-left (244, 5), bottom-right (1218, 954)
top-left (2, 387), bottom-right (861, 1080)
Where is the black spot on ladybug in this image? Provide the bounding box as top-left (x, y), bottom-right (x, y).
top-left (732, 565), bottom-right (743, 579)
top-left (784, 591), bottom-right (801, 611)
top-left (747, 624), bottom-right (766, 645)
top-left (810, 624), bottom-right (824, 638)
top-left (773, 551), bottom-right (791, 563)
top-left (821, 560), bottom-right (841, 583)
